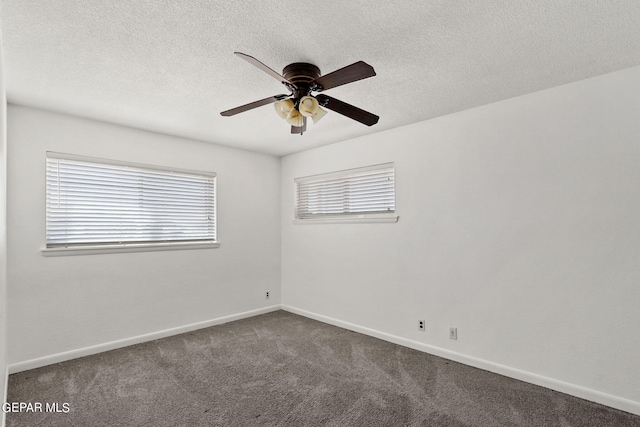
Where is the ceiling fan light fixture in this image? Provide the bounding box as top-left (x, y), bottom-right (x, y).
top-left (274, 98), bottom-right (294, 119)
top-left (286, 109), bottom-right (304, 127)
top-left (298, 96), bottom-right (319, 117)
top-left (311, 106), bottom-right (327, 124)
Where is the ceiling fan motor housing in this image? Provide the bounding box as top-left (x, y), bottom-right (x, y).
top-left (283, 63), bottom-right (322, 97)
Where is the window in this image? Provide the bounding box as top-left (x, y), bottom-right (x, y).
top-left (45, 152), bottom-right (217, 254)
top-left (294, 163), bottom-right (397, 223)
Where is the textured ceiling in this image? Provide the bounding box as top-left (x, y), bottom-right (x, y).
top-left (2, 1), bottom-right (640, 157)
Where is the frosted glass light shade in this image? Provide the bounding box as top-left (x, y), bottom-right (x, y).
top-left (286, 109), bottom-right (304, 127)
top-left (298, 96), bottom-right (319, 117)
top-left (274, 99), bottom-right (294, 119)
top-left (312, 106), bottom-right (327, 124)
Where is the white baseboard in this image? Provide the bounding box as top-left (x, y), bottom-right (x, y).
top-left (8, 305), bottom-right (281, 374)
top-left (282, 304), bottom-right (640, 417)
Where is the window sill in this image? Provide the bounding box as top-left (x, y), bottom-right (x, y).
top-left (293, 214), bottom-right (399, 225)
top-left (41, 241), bottom-right (220, 256)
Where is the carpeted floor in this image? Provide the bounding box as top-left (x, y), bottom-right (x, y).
top-left (6, 310), bottom-right (640, 426)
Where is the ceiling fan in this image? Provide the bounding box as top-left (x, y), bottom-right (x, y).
top-left (220, 52), bottom-right (379, 135)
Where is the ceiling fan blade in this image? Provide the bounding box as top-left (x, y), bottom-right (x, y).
top-left (220, 94), bottom-right (288, 117)
top-left (234, 52), bottom-right (294, 87)
top-left (312, 61), bottom-right (376, 91)
top-left (315, 95), bottom-right (379, 126)
top-left (291, 116), bottom-right (307, 134)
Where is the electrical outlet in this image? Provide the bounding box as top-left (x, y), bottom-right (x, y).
top-left (449, 327), bottom-right (457, 340)
top-left (418, 320), bottom-right (425, 331)
top-left (266, 291), bottom-right (270, 299)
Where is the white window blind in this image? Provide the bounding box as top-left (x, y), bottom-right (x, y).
top-left (295, 163), bottom-right (396, 221)
top-left (46, 153), bottom-right (216, 248)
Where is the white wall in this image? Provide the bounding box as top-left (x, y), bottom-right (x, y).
top-left (7, 105), bottom-right (281, 366)
top-left (281, 66), bottom-right (640, 414)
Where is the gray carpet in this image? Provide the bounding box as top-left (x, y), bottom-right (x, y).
top-left (6, 310), bottom-right (640, 426)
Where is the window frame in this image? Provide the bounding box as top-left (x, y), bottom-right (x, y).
top-left (42, 152), bottom-right (219, 256)
top-left (294, 162), bottom-right (398, 224)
